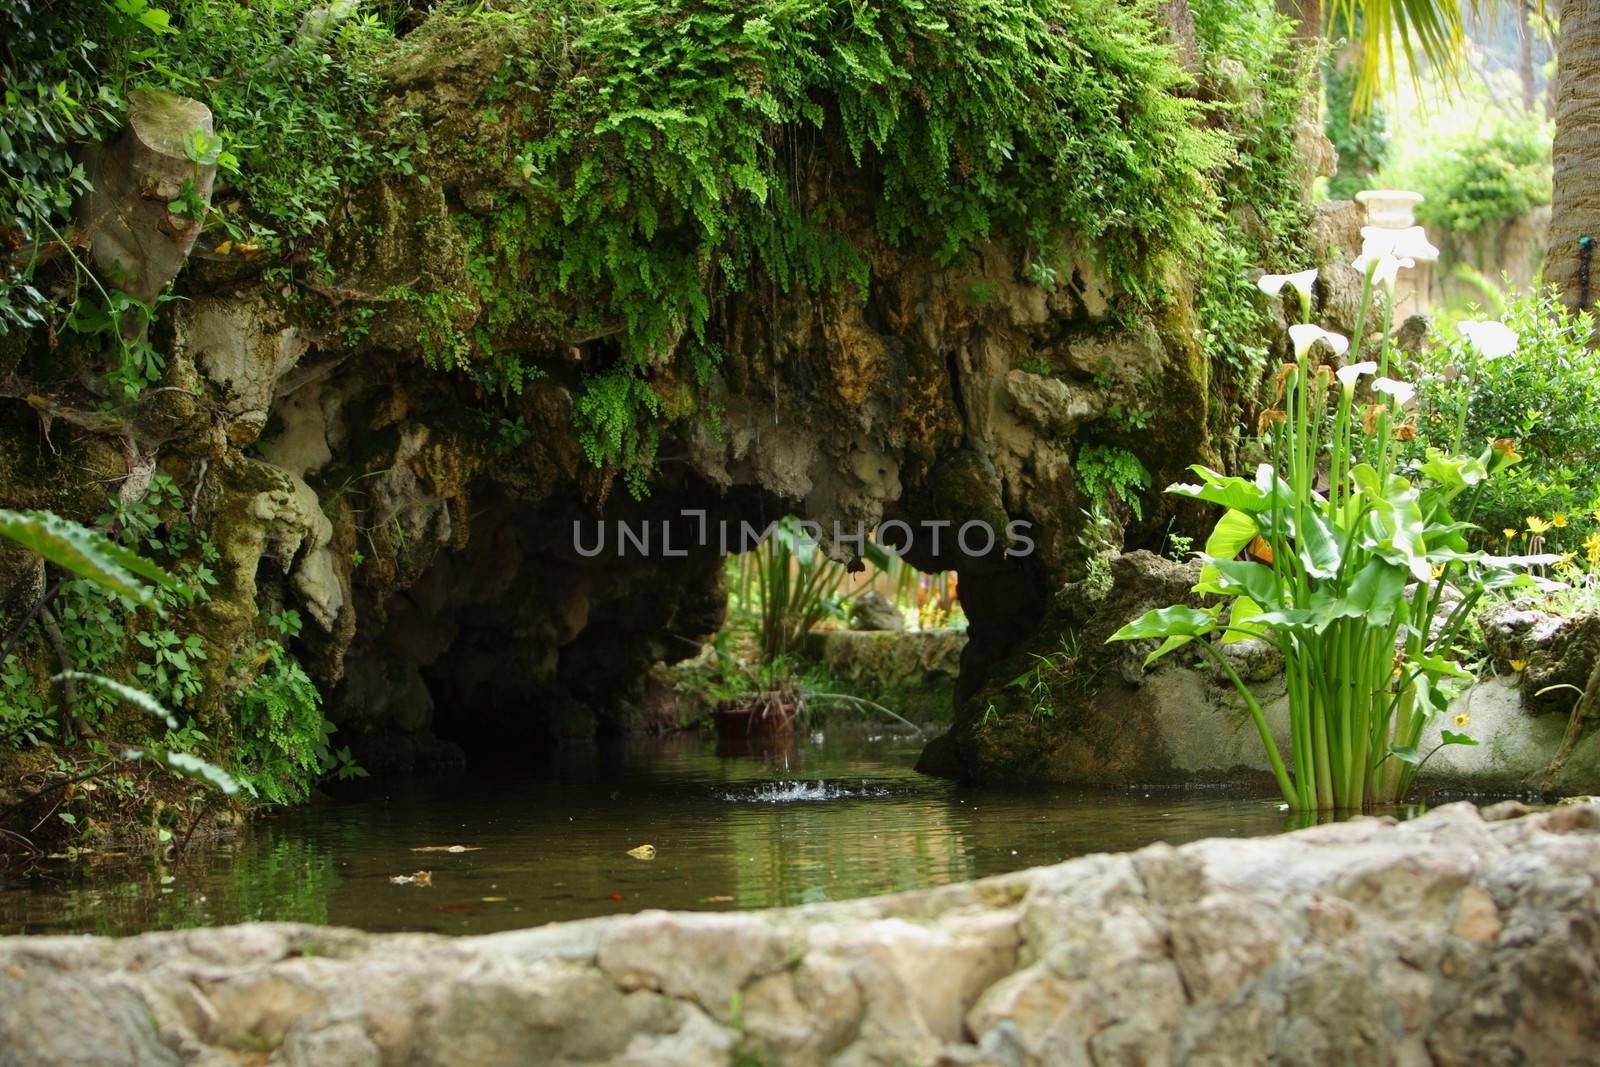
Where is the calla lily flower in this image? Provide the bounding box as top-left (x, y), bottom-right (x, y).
top-left (1336, 360), bottom-right (1378, 389)
top-left (1459, 319), bottom-right (1519, 360)
top-left (1257, 268), bottom-right (1319, 300)
top-left (1360, 225), bottom-right (1439, 262)
top-left (1372, 376), bottom-right (1416, 407)
top-left (1288, 323), bottom-right (1349, 359)
top-left (1352, 251), bottom-right (1414, 291)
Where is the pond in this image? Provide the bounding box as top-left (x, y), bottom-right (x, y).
top-left (0, 727), bottom-right (1301, 937)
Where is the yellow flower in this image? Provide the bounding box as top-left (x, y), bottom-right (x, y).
top-left (1585, 531), bottom-right (1600, 565)
top-left (1431, 564), bottom-right (1445, 579)
top-left (1510, 658), bottom-right (1528, 672)
top-left (1527, 516), bottom-right (1553, 536)
top-left (1554, 513), bottom-right (1569, 528)
top-left (1454, 712), bottom-right (1470, 727)
top-left (1503, 528), bottom-right (1518, 540)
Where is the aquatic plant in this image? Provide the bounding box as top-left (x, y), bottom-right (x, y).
top-left (1110, 246), bottom-right (1546, 811)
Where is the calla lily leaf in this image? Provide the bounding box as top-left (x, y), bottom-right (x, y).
top-left (1295, 510), bottom-right (1341, 580)
top-left (1341, 559), bottom-right (1407, 624)
top-left (1144, 633), bottom-right (1198, 667)
top-left (1206, 557), bottom-right (1282, 608)
top-left (1389, 743), bottom-right (1423, 765)
top-left (1222, 596), bottom-right (1265, 644)
top-left (56, 672), bottom-right (178, 730)
top-left (0, 509), bottom-right (180, 608)
top-left (1107, 604), bottom-right (1220, 643)
top-left (1439, 730), bottom-right (1479, 747)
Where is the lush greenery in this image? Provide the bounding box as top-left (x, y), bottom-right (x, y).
top-left (1323, 55), bottom-right (1388, 202)
top-left (1382, 107), bottom-right (1552, 235)
top-left (1188, 0), bottom-right (1315, 422)
top-left (1, 484), bottom-right (354, 831)
top-left (1112, 258), bottom-right (1540, 811)
top-left (1411, 290), bottom-right (1600, 551)
top-left (0, 507), bottom-right (239, 824)
top-left (1, 0), bottom-right (397, 342)
top-left (459, 0), bottom-right (1227, 487)
top-left (3, 0), bottom-right (1318, 499)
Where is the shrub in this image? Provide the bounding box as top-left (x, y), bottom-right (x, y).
top-left (1383, 108), bottom-right (1551, 234)
top-left (1410, 289), bottom-right (1600, 550)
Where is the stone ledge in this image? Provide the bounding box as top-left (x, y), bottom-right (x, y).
top-left (3, 803), bottom-right (1598, 1065)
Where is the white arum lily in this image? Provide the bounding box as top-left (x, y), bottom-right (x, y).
top-left (1257, 268), bottom-right (1318, 300)
top-left (1288, 323), bottom-right (1350, 359)
top-left (1360, 225), bottom-right (1439, 263)
top-left (1336, 360), bottom-right (1378, 391)
top-left (1352, 251), bottom-right (1414, 291)
top-left (1372, 376), bottom-right (1416, 407)
top-left (1459, 319), bottom-right (1519, 360)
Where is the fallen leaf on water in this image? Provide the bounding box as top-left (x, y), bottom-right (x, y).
top-left (390, 870), bottom-right (433, 887)
top-left (701, 895), bottom-right (735, 903)
top-left (409, 845), bottom-right (483, 853)
top-left (481, 896), bottom-right (508, 903)
top-left (626, 844), bottom-right (657, 860)
top-left (607, 892), bottom-right (625, 901)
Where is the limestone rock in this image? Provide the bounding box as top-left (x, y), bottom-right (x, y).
top-left (6, 807), bottom-right (1597, 1065)
top-left (176, 296), bottom-right (307, 447)
top-left (849, 590), bottom-right (905, 632)
top-left (77, 89), bottom-right (216, 306)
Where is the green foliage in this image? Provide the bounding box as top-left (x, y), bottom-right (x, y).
top-left (1001, 631), bottom-right (1104, 720)
top-left (1074, 444), bottom-right (1151, 520)
top-left (1188, 0), bottom-right (1313, 403)
top-left (491, 0), bottom-right (1226, 485)
top-left (0, 505), bottom-right (234, 797)
top-left (1384, 108), bottom-right (1552, 234)
top-left (1111, 279), bottom-right (1541, 811)
top-left (0, 507), bottom-right (181, 608)
top-left (229, 609), bottom-right (364, 807)
top-left (1, 0), bottom-right (396, 337)
top-left (1324, 10), bottom-right (1388, 202)
top-left (1411, 289), bottom-right (1600, 548)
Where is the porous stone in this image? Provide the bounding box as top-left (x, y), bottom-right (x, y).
top-left (2, 805), bottom-right (1597, 1065)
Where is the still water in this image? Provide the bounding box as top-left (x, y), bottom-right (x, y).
top-left (0, 728), bottom-right (1297, 937)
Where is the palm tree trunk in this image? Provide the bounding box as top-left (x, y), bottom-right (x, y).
top-left (1547, 0), bottom-right (1600, 330)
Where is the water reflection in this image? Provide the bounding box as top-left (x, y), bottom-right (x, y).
top-left (0, 729), bottom-right (1296, 937)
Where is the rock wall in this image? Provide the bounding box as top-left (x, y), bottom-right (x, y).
top-left (922, 551), bottom-right (1600, 795)
top-left (3, 802), bottom-right (1598, 1065)
top-left (0, 10), bottom-right (1229, 771)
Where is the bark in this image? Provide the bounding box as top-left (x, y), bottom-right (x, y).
top-left (1546, 0), bottom-right (1600, 330)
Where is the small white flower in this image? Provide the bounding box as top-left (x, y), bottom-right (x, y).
top-left (1458, 319), bottom-right (1519, 360)
top-left (1288, 323), bottom-right (1349, 359)
top-left (1361, 225), bottom-right (1439, 262)
top-left (1352, 251), bottom-right (1415, 290)
top-left (1257, 268), bottom-right (1318, 301)
top-left (1336, 360), bottom-right (1378, 389)
top-left (1372, 376), bottom-right (1416, 407)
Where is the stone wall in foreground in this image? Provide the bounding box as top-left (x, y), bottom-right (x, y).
top-left (2, 802), bottom-right (1598, 1065)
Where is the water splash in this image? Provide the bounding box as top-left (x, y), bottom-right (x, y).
top-left (724, 780), bottom-right (891, 803)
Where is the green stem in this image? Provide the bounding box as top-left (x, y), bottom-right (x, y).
top-left (1197, 639), bottom-right (1295, 805)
